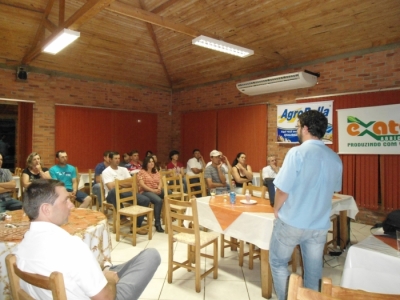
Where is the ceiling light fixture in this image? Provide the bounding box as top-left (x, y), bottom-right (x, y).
top-left (192, 35), bottom-right (254, 58)
top-left (43, 29), bottom-right (80, 54)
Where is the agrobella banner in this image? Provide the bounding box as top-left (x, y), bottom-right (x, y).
top-left (337, 104), bottom-right (400, 154)
top-left (276, 101), bottom-right (333, 144)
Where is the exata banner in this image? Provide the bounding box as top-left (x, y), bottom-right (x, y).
top-left (276, 101), bottom-right (333, 144)
top-left (337, 104), bottom-right (400, 154)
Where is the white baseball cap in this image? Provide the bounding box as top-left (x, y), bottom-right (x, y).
top-left (210, 150), bottom-right (222, 157)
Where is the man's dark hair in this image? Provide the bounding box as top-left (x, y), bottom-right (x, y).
top-left (23, 179), bottom-right (65, 221)
top-left (142, 156), bottom-right (156, 174)
top-left (129, 150), bottom-right (139, 156)
top-left (169, 150), bottom-right (180, 160)
top-left (103, 150), bottom-right (112, 157)
top-left (109, 151), bottom-right (119, 159)
top-left (192, 149), bottom-right (200, 154)
top-left (55, 150), bottom-right (66, 158)
top-left (298, 110), bottom-right (328, 139)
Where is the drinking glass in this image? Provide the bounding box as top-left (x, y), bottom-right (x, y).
top-left (210, 188), bottom-right (216, 197)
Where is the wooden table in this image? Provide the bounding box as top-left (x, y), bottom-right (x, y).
top-left (195, 193), bottom-right (358, 299)
top-left (0, 209), bottom-right (112, 300)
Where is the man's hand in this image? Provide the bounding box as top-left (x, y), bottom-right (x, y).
top-left (103, 270), bottom-right (119, 284)
top-left (70, 191), bottom-right (76, 197)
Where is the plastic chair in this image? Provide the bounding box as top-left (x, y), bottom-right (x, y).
top-left (6, 254), bottom-right (67, 300)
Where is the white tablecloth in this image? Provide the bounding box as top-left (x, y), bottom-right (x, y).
top-left (341, 235), bottom-right (400, 294)
top-left (78, 173), bottom-right (90, 190)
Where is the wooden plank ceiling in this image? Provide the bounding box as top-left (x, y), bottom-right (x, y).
top-left (1, 0), bottom-right (400, 91)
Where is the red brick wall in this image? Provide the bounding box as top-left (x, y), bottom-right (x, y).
top-left (0, 71), bottom-right (172, 167)
top-left (172, 48), bottom-right (400, 166)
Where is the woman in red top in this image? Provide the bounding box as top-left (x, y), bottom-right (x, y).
top-left (137, 156), bottom-right (164, 232)
top-left (166, 150), bottom-right (187, 192)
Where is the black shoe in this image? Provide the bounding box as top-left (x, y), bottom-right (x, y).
top-left (155, 225), bottom-right (164, 233)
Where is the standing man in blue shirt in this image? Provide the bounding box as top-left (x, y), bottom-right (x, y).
top-left (50, 151), bottom-right (92, 208)
top-left (270, 110), bottom-right (343, 300)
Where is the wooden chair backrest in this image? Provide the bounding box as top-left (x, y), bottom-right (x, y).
top-left (5, 254), bottom-right (67, 300)
top-left (164, 197), bottom-right (199, 239)
top-left (185, 173), bottom-right (207, 199)
top-left (88, 169), bottom-right (94, 194)
top-left (99, 174), bottom-right (106, 204)
top-left (259, 169), bottom-right (263, 187)
top-left (162, 173), bottom-right (185, 201)
top-left (242, 182), bottom-right (267, 199)
top-left (14, 167), bottom-right (22, 176)
top-left (160, 169), bottom-right (174, 179)
top-left (288, 274), bottom-right (339, 300)
top-left (115, 174), bottom-right (138, 208)
top-left (321, 277), bottom-right (400, 299)
top-left (75, 167), bottom-right (80, 187)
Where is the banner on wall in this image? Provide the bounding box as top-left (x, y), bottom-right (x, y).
top-left (277, 100), bottom-right (333, 144)
top-left (337, 104), bottom-right (400, 154)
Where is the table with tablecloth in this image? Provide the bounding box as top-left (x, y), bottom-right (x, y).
top-left (341, 235), bottom-right (400, 295)
top-left (0, 209), bottom-right (112, 300)
top-left (193, 193), bottom-right (358, 299)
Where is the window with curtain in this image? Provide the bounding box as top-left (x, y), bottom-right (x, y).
top-left (55, 105), bottom-right (157, 171)
top-left (181, 105), bottom-right (267, 171)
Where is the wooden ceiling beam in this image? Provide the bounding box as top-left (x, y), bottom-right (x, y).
top-left (44, 18), bottom-right (57, 33)
top-left (59, 0), bottom-right (65, 25)
top-left (139, 0), bottom-right (171, 87)
top-left (22, 0), bottom-right (117, 64)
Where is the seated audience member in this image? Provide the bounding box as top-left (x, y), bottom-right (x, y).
top-left (102, 152), bottom-right (150, 235)
top-left (166, 150), bottom-right (187, 193)
top-left (152, 154), bottom-right (161, 171)
top-left (137, 156), bottom-right (164, 233)
top-left (186, 149), bottom-right (206, 191)
top-left (0, 153), bottom-right (22, 213)
top-left (231, 152), bottom-right (253, 194)
top-left (127, 150), bottom-right (142, 175)
top-left (145, 150), bottom-right (153, 157)
top-left (49, 150), bottom-right (92, 208)
top-left (119, 152), bottom-right (131, 168)
top-left (15, 179), bottom-right (160, 299)
top-left (92, 150), bottom-right (112, 206)
top-left (262, 155), bottom-right (280, 181)
top-left (262, 155), bottom-right (280, 206)
top-left (21, 152), bottom-right (51, 188)
top-left (204, 150), bottom-right (231, 195)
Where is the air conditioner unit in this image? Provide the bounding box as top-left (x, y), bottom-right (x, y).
top-left (236, 71), bottom-right (319, 96)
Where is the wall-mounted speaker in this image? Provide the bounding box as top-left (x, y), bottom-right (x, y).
top-left (16, 67), bottom-right (28, 81)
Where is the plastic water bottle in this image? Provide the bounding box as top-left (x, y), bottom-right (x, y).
top-left (245, 190), bottom-right (251, 202)
top-left (229, 191), bottom-right (236, 205)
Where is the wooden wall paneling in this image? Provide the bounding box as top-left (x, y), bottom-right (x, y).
top-left (381, 155), bottom-right (400, 210)
top-left (181, 110), bottom-right (217, 166)
top-left (216, 105), bottom-right (267, 172)
top-left (339, 155), bottom-right (356, 197)
top-left (355, 155), bottom-right (379, 210)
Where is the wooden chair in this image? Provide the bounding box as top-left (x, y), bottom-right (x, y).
top-left (259, 168), bottom-right (263, 187)
top-left (14, 167), bottom-right (22, 176)
top-left (164, 197), bottom-right (219, 293)
top-left (288, 273), bottom-right (338, 300)
top-left (324, 215), bottom-right (338, 254)
top-left (321, 276), bottom-right (400, 299)
top-left (162, 174), bottom-right (187, 233)
top-left (87, 169), bottom-right (99, 211)
top-left (6, 254), bottom-right (67, 300)
top-left (115, 174), bottom-right (153, 246)
top-left (185, 173), bottom-right (207, 199)
top-left (100, 175), bottom-right (116, 233)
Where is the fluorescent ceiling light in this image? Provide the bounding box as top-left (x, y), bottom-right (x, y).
top-left (192, 35), bottom-right (254, 58)
top-left (43, 29), bottom-right (80, 54)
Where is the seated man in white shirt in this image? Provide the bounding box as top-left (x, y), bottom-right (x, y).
top-left (15, 179), bottom-right (160, 300)
top-left (204, 150), bottom-right (231, 195)
top-left (186, 149), bottom-right (206, 191)
top-left (261, 155), bottom-right (280, 206)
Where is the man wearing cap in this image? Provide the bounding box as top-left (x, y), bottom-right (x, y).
top-left (204, 150), bottom-right (231, 194)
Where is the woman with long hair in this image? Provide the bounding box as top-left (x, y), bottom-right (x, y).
top-left (231, 152), bottom-right (253, 194)
top-left (21, 152), bottom-right (51, 188)
top-left (137, 156), bottom-right (164, 232)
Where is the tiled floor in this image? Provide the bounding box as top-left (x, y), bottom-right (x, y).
top-left (109, 221), bottom-right (372, 300)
